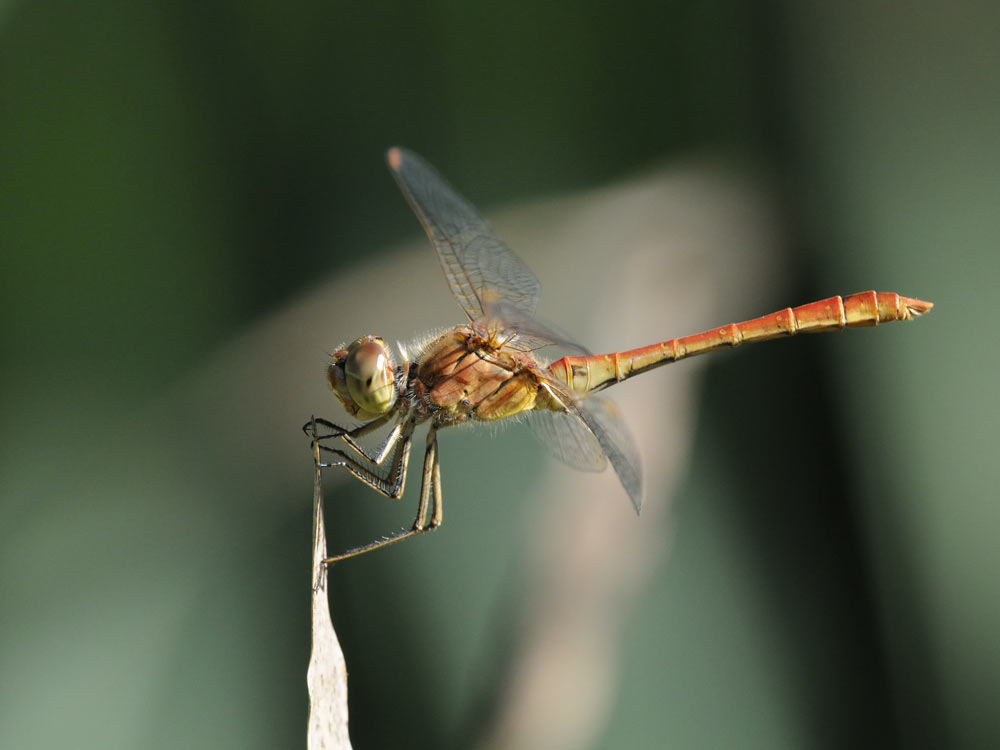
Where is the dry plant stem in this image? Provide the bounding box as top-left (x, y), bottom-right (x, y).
top-left (307, 433), bottom-right (353, 750)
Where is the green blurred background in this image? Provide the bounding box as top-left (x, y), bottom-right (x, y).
top-left (2, 1), bottom-right (997, 748)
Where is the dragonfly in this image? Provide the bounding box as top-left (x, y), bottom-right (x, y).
top-left (307, 147), bottom-right (932, 564)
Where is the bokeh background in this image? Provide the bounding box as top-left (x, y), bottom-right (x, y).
top-left (2, 2), bottom-right (997, 748)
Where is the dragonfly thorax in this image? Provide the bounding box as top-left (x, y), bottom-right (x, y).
top-left (327, 335), bottom-right (398, 419)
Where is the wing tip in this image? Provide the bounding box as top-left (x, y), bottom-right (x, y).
top-left (386, 147), bottom-right (403, 171)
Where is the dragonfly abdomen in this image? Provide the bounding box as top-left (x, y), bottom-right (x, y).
top-left (548, 291), bottom-right (933, 395)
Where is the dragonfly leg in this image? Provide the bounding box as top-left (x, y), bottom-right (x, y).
top-left (327, 423), bottom-right (404, 466)
top-left (425, 427), bottom-right (443, 528)
top-left (413, 427), bottom-right (443, 530)
top-left (322, 427), bottom-right (443, 565)
top-left (303, 416), bottom-right (347, 440)
top-left (305, 416), bottom-right (374, 441)
top-left (305, 414), bottom-right (398, 465)
top-left (317, 419), bottom-right (414, 499)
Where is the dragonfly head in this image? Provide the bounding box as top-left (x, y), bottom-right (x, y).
top-left (328, 335), bottom-right (397, 420)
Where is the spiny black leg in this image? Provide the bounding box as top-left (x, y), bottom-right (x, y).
top-left (317, 419), bottom-right (414, 498)
top-left (322, 426), bottom-right (442, 565)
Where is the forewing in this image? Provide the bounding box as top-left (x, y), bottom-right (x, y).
top-left (387, 147), bottom-right (542, 322)
top-left (479, 299), bottom-right (591, 356)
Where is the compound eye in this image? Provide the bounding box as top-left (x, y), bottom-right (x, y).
top-left (344, 337), bottom-right (396, 417)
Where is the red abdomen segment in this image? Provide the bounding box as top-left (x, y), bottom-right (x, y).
top-left (548, 291), bottom-right (933, 395)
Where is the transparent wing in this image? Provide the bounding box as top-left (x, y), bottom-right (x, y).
top-left (529, 379), bottom-right (643, 513)
top-left (387, 147), bottom-right (542, 322)
top-left (577, 395), bottom-right (643, 513)
top-left (479, 299), bottom-right (591, 356)
top-left (528, 410), bottom-right (608, 472)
